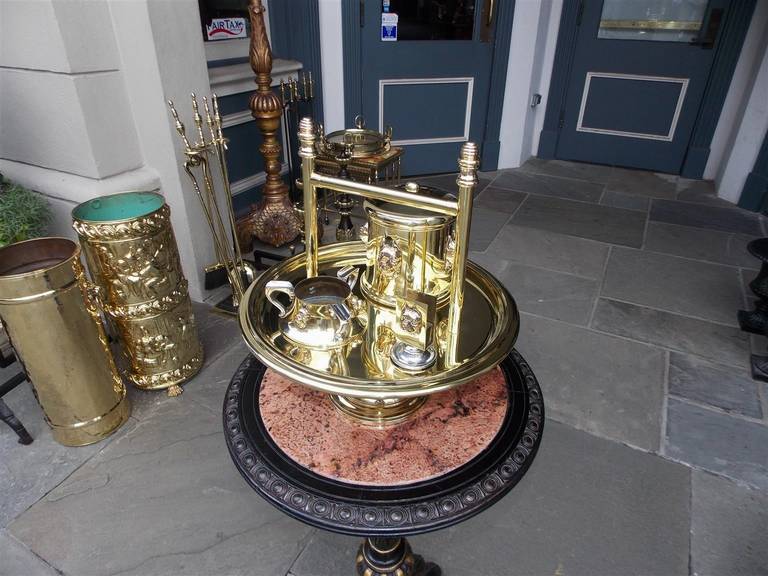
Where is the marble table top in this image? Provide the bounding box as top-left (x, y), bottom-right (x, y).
top-left (259, 367), bottom-right (509, 486)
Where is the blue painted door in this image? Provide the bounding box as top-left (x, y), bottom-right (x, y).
top-left (360, 0), bottom-right (495, 175)
top-left (556, 0), bottom-right (730, 173)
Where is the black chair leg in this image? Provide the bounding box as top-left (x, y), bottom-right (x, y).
top-left (0, 397), bottom-right (33, 445)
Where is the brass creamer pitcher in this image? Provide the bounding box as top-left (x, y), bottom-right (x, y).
top-left (265, 270), bottom-right (363, 349)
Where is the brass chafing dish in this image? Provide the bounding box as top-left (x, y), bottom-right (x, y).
top-left (318, 115), bottom-right (392, 159)
top-left (239, 117), bottom-right (519, 426)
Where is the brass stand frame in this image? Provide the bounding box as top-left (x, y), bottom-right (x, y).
top-left (244, 0), bottom-right (302, 247)
top-left (298, 118), bottom-right (477, 372)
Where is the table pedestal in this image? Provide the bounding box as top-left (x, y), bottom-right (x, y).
top-left (356, 537), bottom-right (440, 576)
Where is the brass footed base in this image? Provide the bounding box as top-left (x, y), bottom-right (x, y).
top-left (249, 194), bottom-right (302, 248)
top-left (330, 394), bottom-right (428, 427)
top-left (356, 537), bottom-right (441, 576)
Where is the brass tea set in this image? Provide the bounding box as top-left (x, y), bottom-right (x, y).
top-left (241, 117), bottom-right (519, 426)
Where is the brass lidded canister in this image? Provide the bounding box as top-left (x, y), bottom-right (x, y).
top-left (361, 183), bottom-right (455, 309)
top-left (72, 191), bottom-right (203, 394)
top-left (0, 238), bottom-right (130, 446)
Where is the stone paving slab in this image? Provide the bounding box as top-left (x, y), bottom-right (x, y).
top-left (485, 223), bottom-right (610, 279)
top-left (605, 168), bottom-right (678, 199)
top-left (0, 530), bottom-right (58, 576)
top-left (516, 313), bottom-right (665, 451)
top-left (0, 367), bottom-right (125, 529)
top-left (291, 421), bottom-right (691, 576)
top-left (644, 222), bottom-right (758, 269)
top-left (592, 298), bottom-right (750, 369)
top-left (9, 398), bottom-right (312, 576)
top-left (518, 157), bottom-right (615, 183)
top-left (668, 352), bottom-right (763, 418)
top-left (676, 178), bottom-right (736, 207)
top-left (194, 301), bottom-right (244, 366)
top-left (181, 338), bottom-right (251, 416)
top-left (474, 186), bottom-right (527, 214)
top-left (470, 207), bottom-right (510, 251)
top-left (691, 470), bottom-right (768, 576)
top-left (600, 189), bottom-right (650, 212)
top-left (650, 199), bottom-right (763, 236)
top-left (511, 195), bottom-right (647, 248)
top-left (498, 263), bottom-right (598, 326)
top-left (492, 169), bottom-right (604, 203)
top-left (603, 247), bottom-right (744, 326)
top-left (666, 398), bottom-right (768, 490)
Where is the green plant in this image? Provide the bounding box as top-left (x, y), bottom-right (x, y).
top-left (0, 178), bottom-right (51, 246)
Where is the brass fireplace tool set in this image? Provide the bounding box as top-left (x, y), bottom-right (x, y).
top-left (168, 95), bottom-right (256, 312)
top-left (280, 72), bottom-right (314, 204)
top-left (239, 117), bottom-right (519, 426)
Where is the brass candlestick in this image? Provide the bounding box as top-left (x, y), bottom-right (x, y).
top-left (243, 0), bottom-right (301, 247)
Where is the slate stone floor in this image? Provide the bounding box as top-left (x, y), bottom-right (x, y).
top-left (2, 158), bottom-right (768, 575)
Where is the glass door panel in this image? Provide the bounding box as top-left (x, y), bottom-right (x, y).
top-left (598, 0), bottom-right (709, 42)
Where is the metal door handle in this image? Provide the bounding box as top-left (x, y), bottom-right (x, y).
top-left (487, 0), bottom-right (495, 25)
top-left (690, 7), bottom-right (723, 49)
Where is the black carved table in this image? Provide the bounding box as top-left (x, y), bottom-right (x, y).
top-left (223, 351), bottom-right (544, 575)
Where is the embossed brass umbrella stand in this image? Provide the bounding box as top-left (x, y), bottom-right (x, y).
top-left (239, 117), bottom-right (520, 426)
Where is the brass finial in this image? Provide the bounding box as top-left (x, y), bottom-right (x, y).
top-left (457, 142), bottom-right (479, 185)
top-left (168, 100), bottom-right (193, 152)
top-left (190, 93), bottom-right (206, 148)
top-left (202, 96), bottom-right (217, 144)
top-left (298, 117), bottom-right (316, 156)
top-left (211, 94), bottom-right (226, 149)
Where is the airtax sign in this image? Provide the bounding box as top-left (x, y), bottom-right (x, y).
top-left (206, 18), bottom-right (247, 41)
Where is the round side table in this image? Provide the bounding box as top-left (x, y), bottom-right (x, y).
top-left (223, 351), bottom-right (544, 575)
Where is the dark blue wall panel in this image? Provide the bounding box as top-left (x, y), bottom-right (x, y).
top-left (383, 82), bottom-right (469, 141)
top-left (581, 77), bottom-right (682, 136)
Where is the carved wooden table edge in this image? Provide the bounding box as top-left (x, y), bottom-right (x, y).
top-left (223, 351), bottom-right (544, 575)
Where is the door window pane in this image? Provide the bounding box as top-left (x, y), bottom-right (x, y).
top-left (598, 0), bottom-right (708, 42)
top-left (383, 0), bottom-right (475, 41)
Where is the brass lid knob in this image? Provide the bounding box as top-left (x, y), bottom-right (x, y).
top-left (404, 182), bottom-right (419, 194)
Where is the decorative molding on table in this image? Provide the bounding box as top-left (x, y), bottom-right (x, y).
top-left (223, 350), bottom-right (544, 536)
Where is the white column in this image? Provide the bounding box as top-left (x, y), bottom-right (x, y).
top-left (716, 35), bottom-right (768, 203)
top-left (497, 0), bottom-right (562, 169)
top-left (107, 0), bottom-right (216, 300)
top-left (705, 0), bottom-right (768, 182)
top-left (319, 0), bottom-right (345, 132)
top-left (0, 0), bottom-right (218, 300)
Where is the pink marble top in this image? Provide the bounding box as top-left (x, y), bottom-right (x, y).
top-left (259, 367), bottom-right (509, 486)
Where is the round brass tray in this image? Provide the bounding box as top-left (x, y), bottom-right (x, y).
top-left (239, 242), bottom-right (519, 400)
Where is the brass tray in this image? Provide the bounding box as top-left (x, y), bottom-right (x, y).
top-left (239, 242), bottom-right (519, 399)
